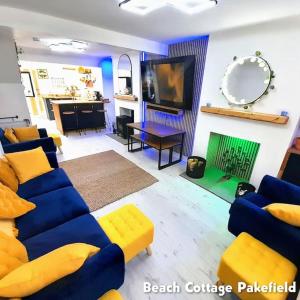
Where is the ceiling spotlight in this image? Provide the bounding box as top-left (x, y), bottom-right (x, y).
top-left (118, 0), bottom-right (217, 15)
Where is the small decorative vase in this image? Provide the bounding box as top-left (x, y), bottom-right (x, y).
top-left (295, 137), bottom-right (300, 150)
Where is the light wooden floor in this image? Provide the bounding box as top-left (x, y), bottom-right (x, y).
top-left (33, 117), bottom-right (235, 300)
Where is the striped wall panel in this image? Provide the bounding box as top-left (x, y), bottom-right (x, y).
top-left (145, 36), bottom-right (209, 156)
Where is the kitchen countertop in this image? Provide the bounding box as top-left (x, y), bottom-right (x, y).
top-left (42, 95), bottom-right (75, 99)
top-left (51, 100), bottom-right (103, 105)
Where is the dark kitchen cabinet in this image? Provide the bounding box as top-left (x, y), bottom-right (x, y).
top-left (52, 101), bottom-right (106, 135)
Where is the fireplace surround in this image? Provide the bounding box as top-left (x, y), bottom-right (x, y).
top-left (116, 107), bottom-right (134, 139)
top-left (182, 132), bottom-right (260, 203)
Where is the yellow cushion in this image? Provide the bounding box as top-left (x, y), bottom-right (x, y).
top-left (98, 204), bottom-right (154, 263)
top-left (4, 129), bottom-right (19, 144)
top-left (48, 133), bottom-right (62, 147)
top-left (0, 219), bottom-right (18, 238)
top-left (99, 290), bottom-right (123, 300)
top-left (0, 183), bottom-right (36, 218)
top-left (0, 232), bottom-right (28, 279)
top-left (0, 243), bottom-right (100, 298)
top-left (5, 147), bottom-right (53, 184)
top-left (13, 126), bottom-right (40, 142)
top-left (218, 232), bottom-right (297, 300)
top-left (0, 157), bottom-right (18, 192)
top-left (265, 203), bottom-right (300, 227)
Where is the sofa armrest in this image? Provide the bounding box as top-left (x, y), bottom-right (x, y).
top-left (258, 175), bottom-right (300, 205)
top-left (228, 198), bottom-right (300, 266)
top-left (3, 137), bottom-right (56, 154)
top-left (25, 243), bottom-right (125, 300)
top-left (45, 152), bottom-right (59, 169)
top-left (38, 128), bottom-right (48, 138)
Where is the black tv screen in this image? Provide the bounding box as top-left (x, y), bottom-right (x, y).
top-left (141, 56), bottom-right (195, 110)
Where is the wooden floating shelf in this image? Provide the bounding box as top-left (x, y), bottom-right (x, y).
top-left (114, 94), bottom-right (138, 101)
top-left (147, 103), bottom-right (183, 116)
top-left (200, 106), bottom-right (289, 124)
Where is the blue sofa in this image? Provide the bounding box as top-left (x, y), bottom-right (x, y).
top-left (228, 175), bottom-right (300, 267)
top-left (15, 152), bottom-right (125, 299)
top-left (0, 128), bottom-right (57, 153)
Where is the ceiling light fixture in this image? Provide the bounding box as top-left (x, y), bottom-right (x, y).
top-left (167, 0), bottom-right (217, 14)
top-left (119, 0), bottom-right (217, 15)
top-left (40, 38), bottom-right (88, 53)
top-left (119, 0), bottom-right (166, 15)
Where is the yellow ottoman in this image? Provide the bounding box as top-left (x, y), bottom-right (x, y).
top-left (99, 290), bottom-right (123, 300)
top-left (98, 204), bottom-right (154, 263)
top-left (218, 232), bottom-right (297, 300)
top-left (48, 133), bottom-right (63, 154)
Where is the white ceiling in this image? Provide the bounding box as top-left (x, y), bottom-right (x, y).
top-left (1, 0), bottom-right (300, 43)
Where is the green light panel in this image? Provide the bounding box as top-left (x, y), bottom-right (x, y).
top-left (207, 132), bottom-right (260, 180)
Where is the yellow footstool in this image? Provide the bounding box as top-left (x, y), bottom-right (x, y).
top-left (98, 204), bottom-right (154, 263)
top-left (99, 290), bottom-right (123, 300)
top-left (218, 232), bottom-right (297, 300)
top-left (48, 133), bottom-right (63, 154)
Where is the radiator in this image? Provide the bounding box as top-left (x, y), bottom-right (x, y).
top-left (0, 116), bottom-right (30, 128)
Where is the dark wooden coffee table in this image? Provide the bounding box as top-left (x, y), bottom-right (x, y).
top-left (127, 121), bottom-right (185, 170)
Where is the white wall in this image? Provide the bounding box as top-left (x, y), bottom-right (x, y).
top-left (113, 51), bottom-right (142, 123)
top-left (193, 17), bottom-right (300, 187)
top-left (0, 26), bottom-right (30, 123)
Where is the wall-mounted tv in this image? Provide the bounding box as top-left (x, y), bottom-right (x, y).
top-left (141, 56), bottom-right (195, 110)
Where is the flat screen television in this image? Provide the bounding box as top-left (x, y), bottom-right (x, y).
top-left (141, 56), bottom-right (195, 110)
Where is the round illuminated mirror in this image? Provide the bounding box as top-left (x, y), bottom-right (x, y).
top-left (118, 54), bottom-right (132, 95)
top-left (221, 55), bottom-right (274, 106)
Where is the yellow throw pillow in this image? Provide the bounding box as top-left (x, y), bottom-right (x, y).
top-left (0, 219), bottom-right (18, 238)
top-left (4, 129), bottom-right (19, 144)
top-left (5, 147), bottom-right (54, 184)
top-left (0, 183), bottom-right (36, 218)
top-left (14, 126), bottom-right (40, 142)
top-left (265, 203), bottom-right (300, 227)
top-left (0, 231), bottom-right (28, 279)
top-left (0, 157), bottom-right (18, 192)
top-left (0, 243), bottom-right (100, 298)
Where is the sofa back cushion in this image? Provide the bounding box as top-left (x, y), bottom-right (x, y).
top-left (5, 147), bottom-right (53, 184)
top-left (0, 157), bottom-right (18, 192)
top-left (0, 243), bottom-right (99, 298)
top-left (4, 129), bottom-right (19, 144)
top-left (14, 126), bottom-right (40, 142)
top-left (0, 183), bottom-right (36, 218)
top-left (0, 231), bottom-right (28, 279)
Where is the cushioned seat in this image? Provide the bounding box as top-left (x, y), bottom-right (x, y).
top-left (17, 168), bottom-right (72, 199)
top-left (24, 214), bottom-right (111, 260)
top-left (98, 204), bottom-right (154, 263)
top-left (218, 232), bottom-right (297, 300)
top-left (16, 187), bottom-right (90, 241)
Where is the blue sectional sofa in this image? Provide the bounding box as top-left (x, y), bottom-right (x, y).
top-left (228, 175), bottom-right (300, 267)
top-left (15, 152), bottom-right (125, 300)
top-left (1, 128), bottom-right (57, 153)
